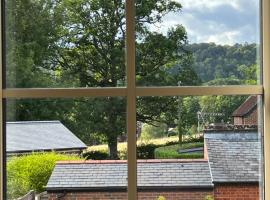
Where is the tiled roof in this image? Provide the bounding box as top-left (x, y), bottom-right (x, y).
top-left (7, 121), bottom-right (87, 153)
top-left (206, 137), bottom-right (261, 183)
top-left (232, 96), bottom-right (257, 117)
top-left (46, 160), bottom-right (213, 191)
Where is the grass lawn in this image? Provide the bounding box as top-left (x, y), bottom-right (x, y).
top-left (154, 142), bottom-right (204, 159)
top-left (87, 136), bottom-right (179, 153)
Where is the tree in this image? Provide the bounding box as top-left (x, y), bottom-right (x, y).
top-left (51, 0), bottom-right (200, 158)
top-left (7, 0), bottom-right (200, 159)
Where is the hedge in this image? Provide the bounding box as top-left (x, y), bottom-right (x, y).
top-left (7, 152), bottom-right (81, 199)
top-left (83, 136), bottom-right (203, 160)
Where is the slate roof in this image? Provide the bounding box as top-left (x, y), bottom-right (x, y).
top-left (205, 131), bottom-right (261, 183)
top-left (7, 121), bottom-right (87, 153)
top-left (232, 96), bottom-right (257, 117)
top-left (46, 160), bottom-right (213, 191)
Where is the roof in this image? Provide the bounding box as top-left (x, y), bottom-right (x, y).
top-left (232, 96), bottom-right (258, 117)
top-left (46, 160), bottom-right (213, 191)
top-left (7, 121), bottom-right (87, 153)
top-left (206, 131), bottom-right (261, 183)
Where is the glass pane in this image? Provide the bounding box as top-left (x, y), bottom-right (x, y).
top-left (136, 95), bottom-right (263, 199)
top-left (5, 0), bottom-right (126, 88)
top-left (5, 97), bottom-right (128, 199)
top-left (135, 0), bottom-right (261, 86)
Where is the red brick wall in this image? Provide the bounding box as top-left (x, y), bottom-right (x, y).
top-left (48, 190), bottom-right (213, 200)
top-left (214, 183), bottom-right (259, 200)
top-left (243, 108), bottom-right (258, 125)
top-left (234, 117), bottom-right (243, 125)
top-left (234, 108), bottom-right (258, 126)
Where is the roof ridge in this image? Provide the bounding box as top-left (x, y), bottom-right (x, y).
top-left (7, 120), bottom-right (61, 124)
top-left (56, 159), bottom-right (208, 165)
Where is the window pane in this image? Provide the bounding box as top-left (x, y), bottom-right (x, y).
top-left (135, 0), bottom-right (261, 86)
top-left (5, 0), bottom-right (126, 88)
top-left (136, 95), bottom-right (263, 199)
top-left (5, 97), bottom-right (128, 199)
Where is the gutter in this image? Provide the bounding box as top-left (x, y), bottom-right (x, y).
top-left (46, 185), bottom-right (214, 193)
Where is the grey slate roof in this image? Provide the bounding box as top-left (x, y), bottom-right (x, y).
top-left (46, 161), bottom-right (213, 191)
top-left (206, 131), bottom-right (261, 183)
top-left (7, 121), bottom-right (87, 153)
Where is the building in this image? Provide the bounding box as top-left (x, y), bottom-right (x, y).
top-left (7, 121), bottom-right (87, 157)
top-left (47, 160), bottom-right (213, 200)
top-left (46, 125), bottom-right (261, 200)
top-left (232, 96), bottom-right (258, 125)
top-left (204, 125), bottom-right (261, 200)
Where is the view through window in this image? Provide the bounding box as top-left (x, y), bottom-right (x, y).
top-left (2, 0), bottom-right (265, 200)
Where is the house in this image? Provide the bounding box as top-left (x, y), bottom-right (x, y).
top-left (46, 160), bottom-right (213, 200)
top-left (232, 96), bottom-right (258, 125)
top-left (46, 124), bottom-right (261, 200)
top-left (45, 97), bottom-right (261, 200)
top-left (7, 121), bottom-right (87, 157)
top-left (204, 125), bottom-right (261, 200)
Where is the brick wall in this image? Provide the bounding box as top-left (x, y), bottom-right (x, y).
top-left (48, 189), bottom-right (213, 200)
top-left (234, 108), bottom-right (258, 126)
top-left (243, 108), bottom-right (258, 125)
top-left (214, 183), bottom-right (259, 200)
top-left (234, 117), bottom-right (243, 125)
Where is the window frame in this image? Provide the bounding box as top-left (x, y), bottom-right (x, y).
top-left (0, 0), bottom-right (269, 199)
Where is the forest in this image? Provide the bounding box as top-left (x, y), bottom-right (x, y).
top-left (5, 0), bottom-right (259, 159)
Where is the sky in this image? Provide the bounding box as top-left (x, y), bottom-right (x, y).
top-left (151, 0), bottom-right (260, 45)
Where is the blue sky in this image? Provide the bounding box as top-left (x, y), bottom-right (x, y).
top-left (151, 0), bottom-right (260, 45)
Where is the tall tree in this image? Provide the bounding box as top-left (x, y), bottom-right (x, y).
top-left (7, 0), bottom-right (200, 159)
top-left (51, 0), bottom-right (199, 158)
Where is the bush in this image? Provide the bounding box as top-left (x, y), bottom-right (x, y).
top-left (204, 195), bottom-right (214, 200)
top-left (157, 196), bottom-right (166, 200)
top-left (83, 151), bottom-right (109, 160)
top-left (154, 142), bottom-right (204, 159)
top-left (140, 122), bottom-right (168, 140)
top-left (7, 152), bottom-right (81, 199)
top-left (85, 136), bottom-right (179, 160)
top-left (137, 143), bottom-right (157, 159)
top-left (84, 136), bottom-right (203, 160)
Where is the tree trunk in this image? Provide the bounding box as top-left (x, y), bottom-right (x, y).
top-left (108, 135), bottom-right (119, 159)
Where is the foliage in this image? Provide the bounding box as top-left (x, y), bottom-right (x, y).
top-left (8, 0), bottom-right (201, 159)
top-left (83, 151), bottom-right (109, 160)
top-left (85, 136), bottom-right (180, 160)
top-left (199, 95), bottom-right (246, 124)
top-left (189, 43), bottom-right (258, 83)
top-left (6, 0), bottom-right (258, 160)
top-left (154, 142), bottom-right (204, 159)
top-left (204, 195), bottom-right (214, 200)
top-left (141, 122), bottom-right (168, 140)
top-left (157, 196), bottom-right (166, 200)
top-left (7, 152), bottom-right (81, 199)
top-left (84, 136), bottom-right (204, 160)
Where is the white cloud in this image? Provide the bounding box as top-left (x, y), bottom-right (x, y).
top-left (176, 0), bottom-right (257, 12)
top-left (149, 0), bottom-right (260, 45)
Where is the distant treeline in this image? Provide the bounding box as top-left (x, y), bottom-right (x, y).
top-left (188, 43), bottom-right (258, 84)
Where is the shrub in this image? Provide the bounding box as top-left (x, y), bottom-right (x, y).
top-left (84, 136), bottom-right (203, 160)
top-left (204, 195), bottom-right (214, 200)
top-left (7, 152), bottom-right (81, 199)
top-left (157, 196), bottom-right (166, 200)
top-left (85, 136), bottom-right (179, 160)
top-left (83, 151), bottom-right (109, 160)
top-left (140, 122), bottom-right (168, 140)
top-left (137, 143), bottom-right (157, 159)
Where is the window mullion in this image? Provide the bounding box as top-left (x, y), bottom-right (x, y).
top-left (126, 0), bottom-right (137, 200)
top-left (263, 0), bottom-right (270, 199)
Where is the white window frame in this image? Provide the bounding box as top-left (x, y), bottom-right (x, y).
top-left (0, 0), bottom-right (269, 199)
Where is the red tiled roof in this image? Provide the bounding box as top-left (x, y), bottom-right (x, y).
top-left (232, 96), bottom-right (257, 117)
